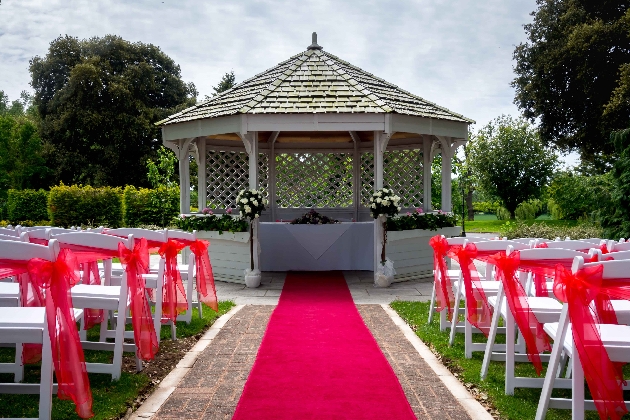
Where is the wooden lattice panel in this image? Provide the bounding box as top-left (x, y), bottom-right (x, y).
top-left (275, 152), bottom-right (353, 208)
top-left (360, 150), bottom-right (423, 208)
top-left (206, 151), bottom-right (268, 209)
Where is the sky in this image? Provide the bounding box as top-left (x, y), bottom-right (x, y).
top-left (0, 0), bottom-right (579, 165)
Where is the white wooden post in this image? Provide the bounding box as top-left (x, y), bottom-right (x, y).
top-left (242, 131), bottom-right (260, 272)
top-left (197, 139), bottom-right (207, 211)
top-left (352, 131), bottom-right (360, 221)
top-left (440, 137), bottom-right (452, 212)
top-left (423, 136), bottom-right (433, 212)
top-left (269, 133), bottom-right (277, 221)
top-left (178, 138), bottom-right (193, 214)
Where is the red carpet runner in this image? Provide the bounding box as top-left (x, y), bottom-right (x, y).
top-left (232, 272), bottom-right (416, 419)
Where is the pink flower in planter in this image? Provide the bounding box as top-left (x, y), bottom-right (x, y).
top-left (406, 212), bottom-right (412, 216)
top-left (202, 208), bottom-right (213, 215)
top-left (415, 208), bottom-right (423, 214)
top-left (226, 208), bottom-right (233, 214)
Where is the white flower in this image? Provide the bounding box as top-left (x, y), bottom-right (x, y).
top-left (376, 192), bottom-right (382, 197)
top-left (252, 199), bottom-right (258, 206)
top-left (371, 203), bottom-right (376, 209)
top-left (370, 212), bottom-right (374, 217)
top-left (240, 198), bottom-right (248, 204)
top-left (263, 199), bottom-right (268, 205)
top-left (240, 189), bottom-right (245, 194)
top-left (250, 189), bottom-right (256, 193)
top-left (245, 205), bottom-right (251, 213)
top-left (376, 198), bottom-right (382, 204)
top-left (383, 200), bottom-right (390, 206)
top-left (240, 211), bottom-right (244, 217)
top-left (397, 206), bottom-right (401, 211)
top-left (255, 214), bottom-right (260, 218)
top-left (383, 196), bottom-right (390, 201)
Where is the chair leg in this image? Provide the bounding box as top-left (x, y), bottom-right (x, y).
top-left (449, 278), bottom-right (463, 347)
top-left (505, 310), bottom-right (516, 395)
top-left (14, 343), bottom-right (23, 383)
top-left (111, 298), bottom-right (127, 381)
top-left (154, 283), bottom-right (164, 345)
top-left (428, 282), bottom-right (436, 324)
top-left (481, 289), bottom-right (503, 380)
top-left (464, 317), bottom-right (473, 359)
top-left (571, 342), bottom-right (585, 420)
top-left (197, 291), bottom-right (203, 319)
top-left (170, 320), bottom-right (177, 341)
top-left (439, 307), bottom-right (449, 331)
top-left (39, 320), bottom-right (53, 420)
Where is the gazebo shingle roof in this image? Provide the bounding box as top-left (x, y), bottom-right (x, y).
top-left (158, 47), bottom-right (473, 126)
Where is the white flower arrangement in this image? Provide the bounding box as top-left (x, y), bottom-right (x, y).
top-left (236, 189), bottom-right (266, 220)
top-left (369, 188), bottom-right (401, 219)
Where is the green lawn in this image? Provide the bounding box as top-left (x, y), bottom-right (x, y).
top-left (0, 300), bottom-right (235, 419)
top-left (389, 301), bottom-right (628, 420)
top-left (465, 219), bottom-right (578, 233)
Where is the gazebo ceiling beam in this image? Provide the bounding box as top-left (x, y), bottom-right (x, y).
top-left (269, 131), bottom-right (280, 145)
top-left (349, 131), bottom-right (360, 144)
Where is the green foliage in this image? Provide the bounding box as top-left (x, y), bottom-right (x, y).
top-left (472, 201), bottom-right (501, 214)
top-left (29, 35), bottom-right (197, 187)
top-left (48, 184), bottom-right (123, 228)
top-left (602, 128), bottom-right (630, 239)
top-left (211, 71), bottom-right (236, 97)
top-left (467, 116), bottom-right (557, 217)
top-left (123, 185), bottom-right (179, 227)
top-left (146, 146), bottom-right (177, 188)
top-left (512, 1), bottom-right (630, 167)
top-left (6, 189), bottom-right (48, 224)
top-left (500, 220), bottom-right (603, 240)
top-left (514, 199), bottom-right (545, 221)
top-left (173, 214), bottom-right (248, 233)
top-left (546, 171), bottom-right (613, 220)
top-left (386, 210), bottom-right (458, 231)
top-left (369, 188), bottom-right (401, 218)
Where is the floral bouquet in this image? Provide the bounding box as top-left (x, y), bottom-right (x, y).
top-left (370, 188), bottom-right (401, 281)
top-left (236, 189), bottom-right (267, 273)
top-left (291, 209), bottom-right (340, 225)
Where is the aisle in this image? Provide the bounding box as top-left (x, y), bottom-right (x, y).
top-left (232, 271), bottom-right (416, 420)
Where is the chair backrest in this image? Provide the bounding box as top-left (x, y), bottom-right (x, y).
top-left (446, 237), bottom-right (467, 246)
top-left (86, 226), bottom-right (105, 233)
top-left (52, 232), bottom-right (133, 251)
top-left (608, 241), bottom-right (630, 253)
top-left (577, 238), bottom-right (605, 244)
top-left (21, 226), bottom-right (54, 231)
top-left (510, 238), bottom-right (543, 244)
top-left (575, 257), bottom-right (630, 279)
top-left (0, 238), bottom-right (59, 261)
top-left (0, 232), bottom-right (29, 242)
top-left (534, 239), bottom-right (594, 251)
top-left (473, 240), bottom-right (531, 252)
top-left (28, 229), bottom-right (51, 241)
top-left (104, 228), bottom-right (167, 243)
top-left (602, 250), bottom-right (630, 261)
top-left (47, 228), bottom-right (77, 235)
top-left (512, 247), bottom-right (593, 261)
top-left (166, 229), bottom-right (197, 242)
top-left (0, 227), bottom-right (19, 237)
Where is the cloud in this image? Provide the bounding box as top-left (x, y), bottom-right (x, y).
top-left (0, 0), bottom-right (537, 130)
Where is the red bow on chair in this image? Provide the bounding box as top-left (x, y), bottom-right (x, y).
top-left (158, 239), bottom-right (188, 322)
top-left (554, 264), bottom-right (630, 420)
top-left (187, 239), bottom-right (218, 312)
top-left (429, 235), bottom-right (454, 321)
top-left (119, 238), bottom-right (159, 361)
top-left (27, 249), bottom-right (94, 419)
top-left (489, 251), bottom-right (551, 375)
top-left (447, 243), bottom-right (492, 337)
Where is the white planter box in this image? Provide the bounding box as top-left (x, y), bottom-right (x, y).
top-left (188, 231), bottom-right (251, 284)
top-left (387, 226), bottom-right (461, 282)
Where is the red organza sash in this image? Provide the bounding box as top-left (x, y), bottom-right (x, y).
top-left (158, 239), bottom-right (188, 322)
top-left (447, 243), bottom-right (492, 336)
top-left (118, 238), bottom-right (159, 360)
top-left (600, 243), bottom-right (610, 254)
top-left (554, 265), bottom-right (630, 420)
top-left (28, 238), bottom-right (49, 246)
top-left (489, 251), bottom-right (551, 375)
top-left (537, 241), bottom-right (591, 254)
top-left (180, 239), bottom-right (218, 312)
top-left (58, 243), bottom-right (119, 264)
top-left (27, 249), bottom-right (94, 418)
top-left (429, 235), bottom-right (454, 320)
top-left (80, 261), bottom-right (104, 329)
top-left (103, 230), bottom-right (164, 254)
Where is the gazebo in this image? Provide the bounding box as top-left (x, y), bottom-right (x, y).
top-left (159, 33), bottom-right (473, 282)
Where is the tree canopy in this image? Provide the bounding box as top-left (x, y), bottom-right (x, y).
top-left (512, 0), bottom-right (630, 168)
top-left (467, 115), bottom-right (558, 218)
top-left (29, 35), bottom-right (197, 187)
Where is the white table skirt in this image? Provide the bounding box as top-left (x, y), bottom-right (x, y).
top-left (259, 222), bottom-right (374, 271)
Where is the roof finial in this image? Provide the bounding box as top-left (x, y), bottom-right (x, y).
top-left (307, 32), bottom-right (322, 50)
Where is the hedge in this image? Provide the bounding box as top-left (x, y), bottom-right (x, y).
top-left (48, 184), bottom-right (123, 228)
top-left (7, 189), bottom-right (49, 224)
top-left (123, 186), bottom-right (179, 228)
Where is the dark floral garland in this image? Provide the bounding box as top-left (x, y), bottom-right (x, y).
top-left (290, 209), bottom-right (340, 225)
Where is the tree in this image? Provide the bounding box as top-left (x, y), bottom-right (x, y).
top-left (512, 0), bottom-right (630, 168)
top-left (467, 115), bottom-right (558, 218)
top-left (29, 35), bottom-right (197, 187)
top-left (602, 128), bottom-right (630, 239)
top-left (146, 146), bottom-right (177, 188)
top-left (203, 71), bottom-right (236, 101)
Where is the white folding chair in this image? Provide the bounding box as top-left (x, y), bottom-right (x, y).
top-left (52, 232), bottom-right (136, 380)
top-left (608, 241), bottom-right (630, 253)
top-left (0, 239), bottom-right (85, 420)
top-left (0, 227), bottom-right (20, 237)
top-left (166, 229), bottom-right (202, 323)
top-left (448, 240), bottom-right (532, 358)
top-left (480, 247), bottom-right (596, 394)
top-left (428, 236), bottom-right (466, 330)
top-left (536, 258), bottom-right (630, 420)
top-left (533, 239), bottom-right (596, 252)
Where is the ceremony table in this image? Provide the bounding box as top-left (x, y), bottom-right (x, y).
top-left (259, 222), bottom-right (374, 271)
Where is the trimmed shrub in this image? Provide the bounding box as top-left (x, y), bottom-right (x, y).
top-left (173, 214), bottom-right (248, 233)
top-left (547, 171), bottom-right (613, 220)
top-left (123, 186), bottom-right (179, 228)
top-left (6, 189), bottom-right (49, 224)
top-left (473, 201), bottom-right (501, 215)
top-left (49, 184), bottom-right (123, 228)
top-left (386, 210), bottom-right (458, 231)
top-left (500, 221), bottom-right (603, 240)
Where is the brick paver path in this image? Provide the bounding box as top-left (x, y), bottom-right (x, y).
top-left (154, 305), bottom-right (471, 420)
